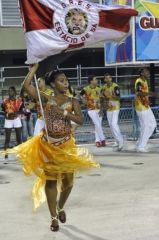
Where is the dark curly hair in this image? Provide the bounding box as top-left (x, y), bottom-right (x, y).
top-left (45, 70), bottom-right (64, 86)
top-left (9, 86), bottom-right (16, 94)
top-left (138, 67), bottom-right (149, 76)
top-left (88, 75), bottom-right (96, 84)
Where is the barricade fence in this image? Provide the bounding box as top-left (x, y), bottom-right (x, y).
top-left (1, 65), bottom-right (159, 146)
top-left (0, 105), bottom-right (159, 148)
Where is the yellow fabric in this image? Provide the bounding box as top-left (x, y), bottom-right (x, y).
top-left (3, 134), bottom-right (99, 210)
top-left (84, 85), bottom-right (102, 110)
top-left (117, 0), bottom-right (128, 5)
top-left (135, 77), bottom-right (150, 111)
top-left (66, 87), bottom-right (75, 98)
top-left (102, 83), bottom-right (120, 111)
top-left (40, 88), bottom-right (54, 96)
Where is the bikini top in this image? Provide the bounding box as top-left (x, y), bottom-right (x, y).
top-left (44, 99), bottom-right (73, 138)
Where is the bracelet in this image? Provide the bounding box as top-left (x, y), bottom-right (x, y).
top-left (63, 110), bottom-right (68, 117)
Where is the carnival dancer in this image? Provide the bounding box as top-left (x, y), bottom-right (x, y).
top-left (3, 64), bottom-right (99, 232)
top-left (1, 86), bottom-right (23, 158)
top-left (80, 75), bottom-right (106, 147)
top-left (135, 68), bottom-right (157, 152)
top-left (101, 74), bottom-right (124, 151)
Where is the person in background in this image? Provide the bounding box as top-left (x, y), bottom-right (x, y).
top-left (135, 68), bottom-right (157, 152)
top-left (80, 75), bottom-right (106, 147)
top-left (66, 84), bottom-right (76, 98)
top-left (101, 73), bottom-right (124, 151)
top-left (20, 89), bottom-right (35, 141)
top-left (66, 83), bottom-right (79, 136)
top-left (33, 76), bottom-right (54, 136)
top-left (1, 86), bottom-right (23, 158)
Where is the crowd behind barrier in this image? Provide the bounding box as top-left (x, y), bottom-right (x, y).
top-left (0, 95), bottom-right (159, 148)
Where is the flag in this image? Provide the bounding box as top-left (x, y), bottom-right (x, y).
top-left (18, 0), bottom-right (138, 64)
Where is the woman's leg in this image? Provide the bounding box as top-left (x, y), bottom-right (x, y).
top-left (45, 180), bottom-right (58, 216)
top-left (27, 119), bottom-right (34, 137)
top-left (15, 127), bottom-right (22, 145)
top-left (57, 173), bottom-right (74, 223)
top-left (4, 128), bottom-right (12, 150)
top-left (45, 180), bottom-right (59, 231)
top-left (58, 173), bottom-right (74, 209)
top-left (4, 128), bottom-right (12, 159)
top-left (21, 119), bottom-right (28, 142)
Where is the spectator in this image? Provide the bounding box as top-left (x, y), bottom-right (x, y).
top-left (33, 76), bottom-right (54, 136)
top-left (20, 89), bottom-right (35, 141)
top-left (66, 83), bottom-right (79, 136)
top-left (1, 86), bottom-right (23, 158)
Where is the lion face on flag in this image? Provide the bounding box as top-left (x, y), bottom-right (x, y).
top-left (65, 9), bottom-right (88, 35)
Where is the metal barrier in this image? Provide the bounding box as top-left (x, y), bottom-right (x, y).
top-left (75, 107), bottom-right (136, 143)
top-left (75, 106), bottom-right (159, 143)
top-left (0, 106), bottom-right (159, 147)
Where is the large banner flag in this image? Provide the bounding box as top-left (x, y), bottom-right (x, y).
top-left (18, 0), bottom-right (138, 64)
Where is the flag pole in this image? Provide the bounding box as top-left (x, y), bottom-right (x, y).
top-left (34, 74), bottom-right (49, 142)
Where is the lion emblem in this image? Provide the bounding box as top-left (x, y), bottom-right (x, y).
top-left (65, 8), bottom-right (88, 35)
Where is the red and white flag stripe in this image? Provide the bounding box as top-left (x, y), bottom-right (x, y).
top-left (18, 0), bottom-right (138, 64)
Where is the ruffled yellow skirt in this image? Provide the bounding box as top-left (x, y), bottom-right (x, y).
top-left (3, 134), bottom-right (99, 209)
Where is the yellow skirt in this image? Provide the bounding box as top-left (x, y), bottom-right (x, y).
top-left (4, 134), bottom-right (99, 209)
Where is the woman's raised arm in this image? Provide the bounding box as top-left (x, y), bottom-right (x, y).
top-left (22, 63), bottom-right (39, 100)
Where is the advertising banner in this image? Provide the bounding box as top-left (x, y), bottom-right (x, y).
top-left (104, 0), bottom-right (133, 64)
top-left (104, 0), bottom-right (159, 65)
top-left (135, 0), bottom-right (159, 61)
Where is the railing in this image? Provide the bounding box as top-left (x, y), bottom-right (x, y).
top-left (1, 65), bottom-right (159, 105)
top-left (0, 104), bottom-right (159, 148)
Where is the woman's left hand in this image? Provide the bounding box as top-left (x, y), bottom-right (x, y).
top-left (48, 104), bottom-right (64, 115)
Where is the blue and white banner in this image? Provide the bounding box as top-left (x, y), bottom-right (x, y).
top-left (105, 0), bottom-right (159, 64)
top-left (135, 0), bottom-right (159, 61)
top-left (104, 0), bottom-right (134, 64)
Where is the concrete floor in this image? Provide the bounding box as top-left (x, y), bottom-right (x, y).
top-left (0, 140), bottom-right (159, 240)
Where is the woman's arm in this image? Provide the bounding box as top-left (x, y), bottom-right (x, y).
top-left (66, 98), bottom-right (84, 125)
top-left (22, 64), bottom-right (39, 100)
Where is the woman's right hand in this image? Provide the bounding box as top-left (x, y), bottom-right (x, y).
top-left (22, 63), bottom-right (40, 100)
top-left (29, 63), bottom-right (39, 71)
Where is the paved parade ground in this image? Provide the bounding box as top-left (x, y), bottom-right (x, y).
top-left (0, 140), bottom-right (159, 240)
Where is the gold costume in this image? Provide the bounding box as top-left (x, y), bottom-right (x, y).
top-left (3, 99), bottom-right (99, 209)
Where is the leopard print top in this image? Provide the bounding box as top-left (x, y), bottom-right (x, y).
top-left (44, 101), bottom-right (73, 138)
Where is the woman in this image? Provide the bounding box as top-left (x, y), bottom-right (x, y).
top-left (20, 89), bottom-right (35, 141)
top-left (8, 64), bottom-right (99, 232)
top-left (33, 76), bottom-right (54, 136)
top-left (66, 83), bottom-right (79, 136)
top-left (1, 86), bottom-right (23, 158)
